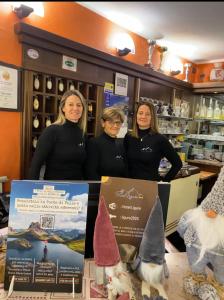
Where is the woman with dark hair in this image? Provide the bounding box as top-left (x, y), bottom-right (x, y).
top-left (124, 100), bottom-right (182, 182)
top-left (29, 90), bottom-right (87, 180)
top-left (86, 106), bottom-right (127, 180)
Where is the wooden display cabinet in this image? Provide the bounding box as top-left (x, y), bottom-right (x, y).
top-left (21, 70), bottom-right (102, 179)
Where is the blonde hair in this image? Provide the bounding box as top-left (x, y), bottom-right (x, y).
top-left (101, 106), bottom-right (125, 123)
top-left (53, 90), bottom-right (87, 134)
top-left (131, 100), bottom-right (159, 138)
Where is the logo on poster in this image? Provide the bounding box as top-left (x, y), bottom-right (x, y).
top-left (115, 188), bottom-right (143, 200)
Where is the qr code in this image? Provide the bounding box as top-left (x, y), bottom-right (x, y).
top-left (117, 77), bottom-right (127, 88)
top-left (40, 215), bottom-right (55, 229)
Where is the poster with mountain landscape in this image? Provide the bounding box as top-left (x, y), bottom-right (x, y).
top-left (4, 180), bottom-right (89, 293)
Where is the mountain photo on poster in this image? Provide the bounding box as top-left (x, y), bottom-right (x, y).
top-left (4, 180), bottom-right (88, 293)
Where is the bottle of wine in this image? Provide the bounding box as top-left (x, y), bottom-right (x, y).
top-left (206, 98), bottom-right (213, 119)
top-left (213, 100), bottom-right (221, 120)
top-left (199, 97), bottom-right (207, 118)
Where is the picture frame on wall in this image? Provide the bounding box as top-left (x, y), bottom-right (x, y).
top-left (0, 61), bottom-right (21, 111)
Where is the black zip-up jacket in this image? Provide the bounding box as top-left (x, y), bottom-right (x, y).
top-left (124, 129), bottom-right (182, 182)
top-left (28, 119), bottom-right (87, 180)
top-left (85, 132), bottom-right (127, 180)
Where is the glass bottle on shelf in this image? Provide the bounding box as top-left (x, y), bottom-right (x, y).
top-left (221, 105), bottom-right (224, 121)
top-left (213, 100), bottom-right (221, 120)
top-left (199, 97), bottom-right (207, 118)
top-left (70, 82), bottom-right (75, 91)
top-left (88, 103), bottom-right (93, 117)
top-left (206, 98), bottom-right (213, 119)
top-left (194, 103), bottom-right (200, 118)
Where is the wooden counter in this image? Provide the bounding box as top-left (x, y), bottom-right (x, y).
top-left (187, 159), bottom-right (223, 174)
top-left (199, 170), bottom-right (217, 181)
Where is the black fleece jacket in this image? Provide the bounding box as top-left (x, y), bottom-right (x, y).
top-left (124, 129), bottom-right (182, 182)
top-left (85, 132), bottom-right (127, 180)
top-left (28, 119), bottom-right (87, 180)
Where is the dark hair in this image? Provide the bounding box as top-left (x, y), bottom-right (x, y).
top-left (131, 100), bottom-right (159, 138)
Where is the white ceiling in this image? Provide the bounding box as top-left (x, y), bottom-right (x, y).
top-left (78, 1), bottom-right (224, 64)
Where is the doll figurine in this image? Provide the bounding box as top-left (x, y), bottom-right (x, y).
top-left (177, 166), bottom-right (224, 300)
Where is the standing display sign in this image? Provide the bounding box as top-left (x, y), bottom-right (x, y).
top-left (4, 180), bottom-right (89, 293)
top-left (100, 177), bottom-right (162, 254)
top-left (100, 177), bottom-right (170, 262)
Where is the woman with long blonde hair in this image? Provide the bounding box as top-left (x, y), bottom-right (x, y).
top-left (29, 90), bottom-right (87, 180)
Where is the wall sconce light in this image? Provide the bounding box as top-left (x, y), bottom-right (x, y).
top-left (118, 47), bottom-right (131, 56)
top-left (13, 4), bottom-right (34, 19)
top-left (11, 2), bottom-right (44, 18)
top-left (112, 32), bottom-right (135, 57)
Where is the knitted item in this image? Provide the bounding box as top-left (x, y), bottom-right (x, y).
top-left (183, 273), bottom-right (208, 296)
top-left (201, 166), bottom-right (224, 216)
top-left (183, 275), bottom-right (200, 296)
top-left (198, 283), bottom-right (220, 300)
top-left (93, 196), bottom-right (120, 266)
top-left (138, 197), bottom-right (165, 265)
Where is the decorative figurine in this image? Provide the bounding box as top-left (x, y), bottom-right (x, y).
top-left (93, 196), bottom-right (136, 300)
top-left (130, 198), bottom-right (168, 300)
top-left (183, 63), bottom-right (192, 82)
top-left (177, 166), bottom-right (224, 300)
top-left (157, 46), bottom-right (168, 72)
top-left (144, 39), bottom-right (157, 69)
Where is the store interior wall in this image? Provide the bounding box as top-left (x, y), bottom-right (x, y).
top-left (0, 2), bottom-right (222, 191)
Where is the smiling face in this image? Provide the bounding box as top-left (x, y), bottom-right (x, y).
top-left (137, 104), bottom-right (151, 129)
top-left (102, 118), bottom-right (123, 137)
top-left (62, 95), bottom-right (83, 123)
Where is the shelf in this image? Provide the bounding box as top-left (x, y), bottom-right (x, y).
top-left (187, 134), bottom-right (224, 143)
top-left (162, 132), bottom-right (185, 135)
top-left (22, 70), bottom-right (100, 178)
top-left (157, 115), bottom-right (193, 121)
top-left (187, 159), bottom-right (223, 167)
top-left (194, 118), bottom-right (224, 124)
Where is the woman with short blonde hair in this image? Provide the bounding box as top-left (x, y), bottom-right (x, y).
top-left (86, 106), bottom-right (127, 180)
